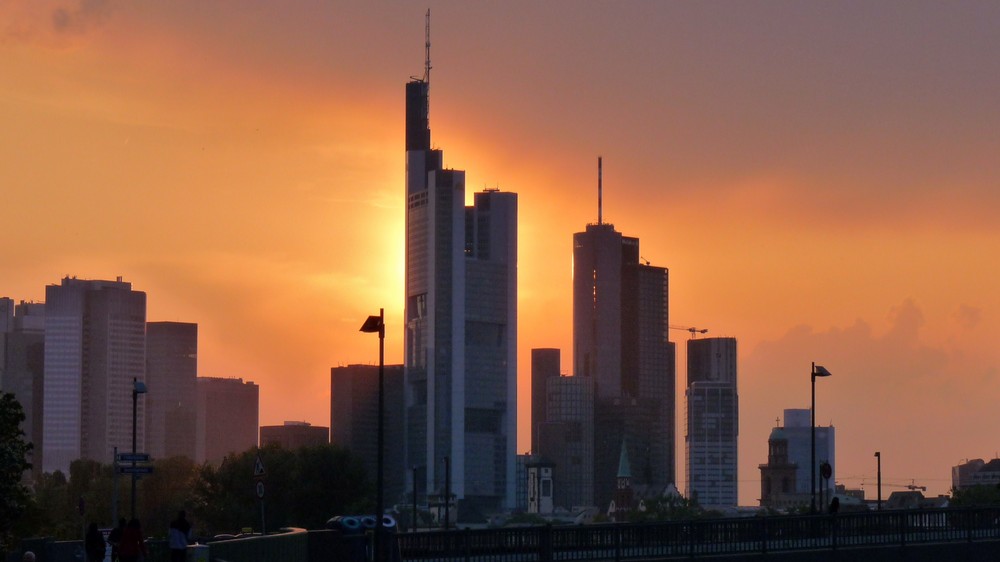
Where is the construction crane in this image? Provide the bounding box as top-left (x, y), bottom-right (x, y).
top-left (669, 325), bottom-right (708, 338)
top-left (862, 479), bottom-right (927, 492)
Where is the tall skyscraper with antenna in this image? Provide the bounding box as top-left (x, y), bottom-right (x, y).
top-left (573, 158), bottom-right (675, 509)
top-left (404, 12), bottom-right (517, 516)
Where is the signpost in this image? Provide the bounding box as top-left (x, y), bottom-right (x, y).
top-left (118, 466), bottom-right (155, 475)
top-left (254, 454), bottom-right (266, 534)
top-left (117, 453), bottom-right (151, 463)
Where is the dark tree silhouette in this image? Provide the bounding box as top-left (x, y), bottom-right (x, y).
top-left (0, 392), bottom-right (33, 551)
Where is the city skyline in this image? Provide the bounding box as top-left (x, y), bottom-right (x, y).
top-left (3, 2), bottom-right (1000, 504)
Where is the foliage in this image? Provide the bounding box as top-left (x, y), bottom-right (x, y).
top-left (504, 512), bottom-right (549, 526)
top-left (631, 493), bottom-right (720, 522)
top-left (0, 392), bottom-right (33, 551)
top-left (139, 456), bottom-right (199, 538)
top-left (13, 443), bottom-right (372, 544)
top-left (950, 484), bottom-right (1000, 507)
top-left (191, 444), bottom-right (372, 536)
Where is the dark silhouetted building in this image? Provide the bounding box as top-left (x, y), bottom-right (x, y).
top-left (260, 421), bottom-right (328, 449)
top-left (573, 214), bottom-right (675, 509)
top-left (530, 348), bottom-right (560, 452)
top-left (404, 48), bottom-right (518, 516)
top-left (196, 377), bottom-right (258, 464)
top-left (686, 337), bottom-right (738, 509)
top-left (146, 322), bottom-right (197, 460)
top-left (0, 299), bottom-right (45, 476)
top-left (331, 364), bottom-right (404, 504)
top-left (953, 457), bottom-right (1000, 490)
top-left (759, 426), bottom-right (801, 509)
top-left (531, 348), bottom-right (594, 510)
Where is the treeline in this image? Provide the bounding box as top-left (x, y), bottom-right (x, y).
top-left (16, 444), bottom-right (374, 541)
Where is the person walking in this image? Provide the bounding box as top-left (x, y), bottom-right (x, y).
top-left (168, 510), bottom-right (193, 562)
top-left (107, 518), bottom-right (126, 562)
top-left (85, 522), bottom-right (107, 562)
top-left (118, 518), bottom-right (148, 562)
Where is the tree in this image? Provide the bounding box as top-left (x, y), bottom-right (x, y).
top-left (951, 484), bottom-right (1000, 507)
top-left (0, 392), bottom-right (33, 551)
top-left (633, 493), bottom-right (720, 522)
top-left (191, 444), bottom-right (372, 536)
top-left (139, 456), bottom-right (200, 538)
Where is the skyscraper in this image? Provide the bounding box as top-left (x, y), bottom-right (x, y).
top-left (42, 277), bottom-right (147, 474)
top-left (531, 348), bottom-right (594, 510)
top-left (331, 364), bottom-right (405, 505)
top-left (146, 322), bottom-right (198, 460)
top-left (0, 299), bottom-right (45, 477)
top-left (403, 31), bottom-right (518, 516)
top-left (686, 337), bottom-right (738, 509)
top-left (195, 376), bottom-right (259, 465)
top-left (573, 163), bottom-right (675, 509)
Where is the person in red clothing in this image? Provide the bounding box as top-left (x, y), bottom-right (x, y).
top-left (118, 518), bottom-right (148, 562)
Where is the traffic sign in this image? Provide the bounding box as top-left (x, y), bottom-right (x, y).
top-left (119, 466), bottom-right (154, 475)
top-left (117, 452), bottom-right (150, 463)
top-left (253, 455), bottom-right (266, 478)
top-left (256, 481), bottom-right (265, 499)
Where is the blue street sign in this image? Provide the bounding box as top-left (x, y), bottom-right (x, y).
top-left (118, 466), bottom-right (154, 475)
top-left (117, 453), bottom-right (151, 463)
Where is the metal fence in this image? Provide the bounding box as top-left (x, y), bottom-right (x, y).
top-left (396, 507), bottom-right (1000, 562)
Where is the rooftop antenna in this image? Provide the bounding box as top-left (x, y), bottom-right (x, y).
top-left (598, 156), bottom-right (603, 225)
top-left (424, 9), bottom-right (432, 83)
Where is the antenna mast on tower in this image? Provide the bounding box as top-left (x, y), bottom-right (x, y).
top-left (598, 156), bottom-right (603, 225)
top-left (424, 9), bottom-right (432, 83)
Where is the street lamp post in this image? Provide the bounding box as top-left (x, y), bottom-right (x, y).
top-left (810, 363), bottom-right (831, 514)
top-left (875, 451), bottom-right (882, 510)
top-left (131, 377), bottom-right (147, 520)
top-left (442, 455), bottom-right (450, 531)
top-left (360, 310), bottom-right (385, 562)
top-left (412, 466), bottom-right (418, 533)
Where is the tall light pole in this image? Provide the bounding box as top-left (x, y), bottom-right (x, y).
top-left (875, 451), bottom-right (882, 510)
top-left (131, 377), bottom-right (147, 519)
top-left (360, 310), bottom-right (385, 562)
top-left (811, 363), bottom-right (831, 514)
top-left (442, 455), bottom-right (450, 531)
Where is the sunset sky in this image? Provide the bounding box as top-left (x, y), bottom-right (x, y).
top-left (3, 1), bottom-right (1000, 505)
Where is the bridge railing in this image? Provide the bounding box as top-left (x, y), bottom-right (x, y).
top-left (395, 507), bottom-right (1000, 561)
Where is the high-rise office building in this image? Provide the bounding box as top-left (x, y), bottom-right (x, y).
top-left (573, 170), bottom-right (675, 509)
top-left (531, 348), bottom-right (595, 510)
top-left (403, 38), bottom-right (518, 517)
top-left (685, 337), bottom-right (738, 509)
top-left (42, 277), bottom-right (147, 474)
top-left (331, 364), bottom-right (405, 505)
top-left (146, 322), bottom-right (198, 460)
top-left (1, 300), bottom-right (45, 476)
top-left (0, 297), bottom-right (12, 334)
top-left (530, 348), bottom-right (560, 453)
top-left (781, 408), bottom-right (835, 500)
top-left (196, 377), bottom-right (259, 465)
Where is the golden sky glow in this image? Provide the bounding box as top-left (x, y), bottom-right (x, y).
top-left (4, 1), bottom-right (1000, 504)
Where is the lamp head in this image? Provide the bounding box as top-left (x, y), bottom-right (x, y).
top-left (133, 380), bottom-right (148, 394)
top-left (360, 315), bottom-right (383, 333)
top-left (813, 365), bottom-right (832, 378)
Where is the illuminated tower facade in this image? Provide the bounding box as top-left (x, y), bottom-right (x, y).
top-left (42, 277), bottom-right (147, 474)
top-left (686, 336), bottom-right (738, 509)
top-left (403, 25), bottom-right (517, 516)
top-left (573, 161), bottom-right (675, 509)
